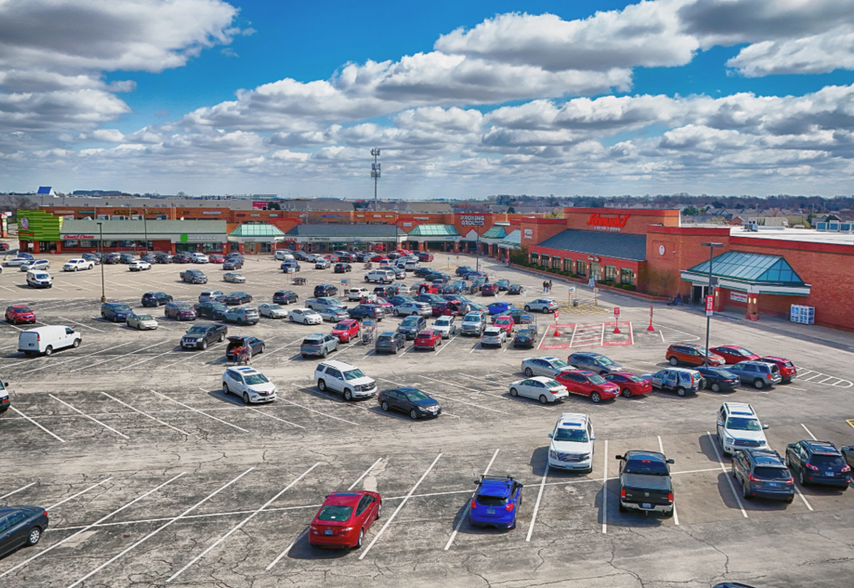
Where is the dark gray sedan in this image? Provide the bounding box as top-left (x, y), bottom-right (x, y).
top-left (0, 506), bottom-right (48, 558)
top-left (568, 352), bottom-right (624, 375)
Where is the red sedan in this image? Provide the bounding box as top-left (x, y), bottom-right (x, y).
top-left (555, 369), bottom-right (620, 403)
top-left (710, 345), bottom-right (760, 364)
top-left (493, 315), bottom-right (514, 337)
top-left (414, 330), bottom-right (443, 351)
top-left (331, 319), bottom-right (361, 343)
top-left (209, 254), bottom-right (225, 263)
top-left (324, 254), bottom-right (339, 262)
top-left (603, 371), bottom-right (652, 398)
top-left (759, 356), bottom-right (797, 383)
top-left (309, 491), bottom-right (382, 549)
top-left (6, 305), bottom-right (36, 325)
top-left (370, 254), bottom-right (389, 263)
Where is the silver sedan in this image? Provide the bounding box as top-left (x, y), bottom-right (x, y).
top-left (258, 303), bottom-right (288, 319)
top-left (521, 357), bottom-right (571, 378)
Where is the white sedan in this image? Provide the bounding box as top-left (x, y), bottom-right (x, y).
top-left (521, 357), bottom-right (571, 378)
top-left (63, 259), bottom-right (94, 271)
top-left (128, 260), bottom-right (151, 271)
top-left (288, 308), bottom-right (323, 325)
top-left (432, 315), bottom-right (457, 338)
top-left (509, 376), bottom-right (568, 404)
top-left (258, 303), bottom-right (288, 319)
top-left (20, 259), bottom-right (50, 272)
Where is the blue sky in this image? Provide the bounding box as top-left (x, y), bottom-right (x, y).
top-left (3, 0), bottom-right (854, 199)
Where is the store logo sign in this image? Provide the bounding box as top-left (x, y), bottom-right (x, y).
top-left (587, 213), bottom-right (629, 231)
top-left (19, 217), bottom-right (29, 230)
top-left (65, 234), bottom-right (95, 239)
top-left (523, 229), bottom-right (533, 239)
top-left (461, 215), bottom-right (485, 226)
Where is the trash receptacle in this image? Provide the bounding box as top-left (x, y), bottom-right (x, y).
top-left (572, 299), bottom-right (578, 307)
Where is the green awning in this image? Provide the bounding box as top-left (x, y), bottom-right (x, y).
top-left (228, 224), bottom-right (285, 238)
top-left (681, 250), bottom-right (810, 296)
top-left (406, 224), bottom-right (460, 237)
top-left (481, 226), bottom-right (507, 239)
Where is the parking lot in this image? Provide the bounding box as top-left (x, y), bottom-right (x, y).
top-left (2, 251), bottom-right (853, 587)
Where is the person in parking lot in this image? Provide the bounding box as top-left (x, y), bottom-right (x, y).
top-left (232, 344), bottom-right (245, 366)
top-left (240, 346), bottom-right (251, 365)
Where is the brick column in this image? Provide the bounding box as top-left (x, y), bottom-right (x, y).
top-left (746, 293), bottom-right (760, 321)
top-left (55, 241), bottom-right (62, 254)
top-left (33, 241), bottom-right (40, 254)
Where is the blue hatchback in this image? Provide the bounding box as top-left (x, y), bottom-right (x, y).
top-left (487, 302), bottom-right (515, 316)
top-left (470, 476), bottom-right (523, 529)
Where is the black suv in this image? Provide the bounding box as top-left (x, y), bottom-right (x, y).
top-left (785, 440), bottom-right (851, 489)
top-left (376, 331), bottom-right (406, 354)
top-left (141, 292), bottom-right (173, 307)
top-left (194, 301), bottom-right (228, 320)
top-left (181, 322), bottom-right (228, 350)
top-left (224, 291), bottom-right (253, 305)
top-left (273, 290), bottom-right (298, 305)
top-left (732, 449), bottom-right (794, 503)
top-left (348, 304), bottom-right (385, 321)
top-left (696, 367), bottom-right (739, 392)
top-left (334, 263), bottom-right (352, 273)
top-left (314, 284), bottom-right (338, 297)
top-left (101, 302), bottom-right (132, 322)
top-left (180, 269), bottom-right (207, 284)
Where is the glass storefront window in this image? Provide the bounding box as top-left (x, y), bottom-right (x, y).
top-left (64, 240), bottom-right (79, 248)
top-left (552, 257), bottom-right (561, 270)
top-left (530, 252), bottom-right (539, 263)
top-left (576, 260), bottom-right (586, 276)
top-left (564, 258), bottom-right (573, 272)
top-left (604, 265), bottom-right (617, 282)
top-left (590, 263), bottom-right (601, 280)
top-left (621, 268), bottom-right (634, 284)
top-left (540, 254), bottom-right (549, 267)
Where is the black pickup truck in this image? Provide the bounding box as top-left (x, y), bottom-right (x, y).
top-left (181, 322), bottom-right (228, 350)
top-left (615, 450), bottom-right (675, 517)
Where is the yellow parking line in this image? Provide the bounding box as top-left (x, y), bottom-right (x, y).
top-left (846, 419), bottom-right (854, 429)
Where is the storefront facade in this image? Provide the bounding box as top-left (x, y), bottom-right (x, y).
top-left (58, 219), bottom-right (228, 254)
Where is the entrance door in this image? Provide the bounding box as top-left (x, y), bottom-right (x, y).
top-left (691, 285), bottom-right (710, 304)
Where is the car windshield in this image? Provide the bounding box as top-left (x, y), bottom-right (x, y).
top-left (753, 467), bottom-right (791, 479)
top-left (14, 306), bottom-right (31, 313)
top-left (317, 505), bottom-right (353, 522)
top-left (267, 305), bottom-right (282, 310)
top-left (343, 369), bottom-right (366, 381)
top-left (623, 459), bottom-right (669, 475)
top-left (812, 455), bottom-right (845, 467)
top-left (244, 374), bottom-right (269, 385)
top-left (305, 310), bottom-right (319, 316)
top-left (187, 327), bottom-right (207, 334)
top-left (175, 303), bottom-right (191, 309)
top-left (404, 390), bottom-right (430, 402)
top-left (598, 356), bottom-right (616, 365)
top-left (554, 428), bottom-right (588, 442)
top-left (136, 315), bottom-right (153, 321)
top-left (588, 374), bottom-right (606, 384)
top-left (402, 317), bottom-right (418, 326)
top-left (435, 318), bottom-right (450, 326)
top-left (334, 322), bottom-right (351, 330)
top-left (544, 379), bottom-right (561, 388)
top-left (726, 417), bottom-right (761, 431)
top-left (463, 314), bottom-right (480, 322)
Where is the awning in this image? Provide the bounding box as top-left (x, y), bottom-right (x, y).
top-left (680, 250), bottom-right (811, 296)
top-left (405, 224), bottom-right (460, 241)
top-left (228, 224), bottom-right (285, 243)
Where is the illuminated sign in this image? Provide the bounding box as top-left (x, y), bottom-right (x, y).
top-left (461, 215), bottom-right (485, 226)
top-left (65, 234), bottom-right (95, 239)
top-left (587, 213), bottom-right (629, 231)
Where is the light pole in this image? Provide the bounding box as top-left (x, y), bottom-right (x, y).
top-left (701, 242), bottom-right (722, 366)
top-left (476, 230), bottom-right (480, 273)
top-left (370, 148), bottom-right (381, 211)
top-left (97, 222), bottom-right (106, 302)
top-left (143, 208), bottom-right (148, 254)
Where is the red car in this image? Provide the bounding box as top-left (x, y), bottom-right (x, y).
top-left (603, 371), bottom-right (653, 398)
top-left (554, 369), bottom-right (620, 403)
top-left (415, 283), bottom-right (440, 294)
top-left (666, 344), bottom-right (726, 367)
top-left (759, 356), bottom-right (797, 383)
top-left (493, 315), bottom-right (514, 337)
top-left (443, 301), bottom-right (465, 316)
top-left (367, 297), bottom-right (394, 312)
top-left (209, 254), bottom-right (225, 263)
top-left (331, 319), bottom-right (361, 343)
top-left (413, 330), bottom-right (442, 350)
top-left (324, 254), bottom-right (339, 262)
top-left (370, 254), bottom-right (389, 263)
top-left (481, 283), bottom-right (497, 296)
top-left (5, 305), bottom-right (36, 325)
top-left (709, 345), bottom-right (760, 365)
top-left (309, 491), bottom-right (382, 549)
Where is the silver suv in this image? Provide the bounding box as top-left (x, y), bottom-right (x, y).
top-left (314, 360), bottom-right (377, 401)
top-left (223, 306), bottom-right (259, 325)
top-left (460, 312), bottom-right (486, 336)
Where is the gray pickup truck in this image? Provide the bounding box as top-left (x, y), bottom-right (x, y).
top-left (616, 450), bottom-right (675, 517)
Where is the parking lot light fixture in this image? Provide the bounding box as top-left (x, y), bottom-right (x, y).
top-left (700, 242), bottom-right (723, 366)
top-left (97, 221), bottom-right (106, 302)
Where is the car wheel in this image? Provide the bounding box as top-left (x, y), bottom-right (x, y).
top-left (74, 266), bottom-right (78, 272)
top-left (72, 339), bottom-right (81, 348)
top-left (410, 409), bottom-right (418, 420)
top-left (668, 357), bottom-right (678, 366)
top-left (44, 346), bottom-right (53, 356)
top-left (376, 501), bottom-right (382, 519)
top-left (322, 348), bottom-right (328, 357)
top-left (676, 387), bottom-right (686, 397)
top-left (542, 307), bottom-right (549, 314)
top-left (510, 387), bottom-right (518, 397)
top-left (621, 388), bottom-right (632, 398)
top-left (381, 401), bottom-right (389, 411)
top-left (393, 309), bottom-right (399, 316)
top-left (524, 306), bottom-right (531, 312)
top-left (799, 469), bottom-right (806, 486)
top-left (524, 367), bottom-right (534, 377)
top-left (742, 482), bottom-right (752, 500)
top-left (289, 316), bottom-right (294, 322)
top-left (344, 389), bottom-right (353, 401)
top-left (355, 528), bottom-right (364, 549)
top-left (539, 394), bottom-right (548, 404)
top-left (27, 527), bottom-right (41, 546)
top-left (753, 379), bottom-right (765, 390)
top-left (591, 392), bottom-right (601, 403)
top-left (243, 392), bottom-right (250, 404)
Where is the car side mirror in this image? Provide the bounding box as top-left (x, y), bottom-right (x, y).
top-left (590, 435), bottom-right (595, 440)
top-left (666, 459), bottom-right (675, 464)
top-left (762, 424), bottom-right (769, 430)
top-left (615, 455), bottom-right (623, 460)
top-left (548, 433), bottom-right (553, 438)
top-left (716, 421), bottom-right (723, 427)
top-left (3, 382), bottom-right (7, 387)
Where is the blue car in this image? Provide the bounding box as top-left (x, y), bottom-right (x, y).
top-left (470, 476), bottom-right (523, 529)
top-left (487, 302), bottom-right (515, 316)
top-left (101, 302), bottom-right (132, 322)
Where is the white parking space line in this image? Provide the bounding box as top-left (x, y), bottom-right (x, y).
top-left (121, 347), bottom-right (180, 370)
top-left (657, 436), bottom-right (679, 526)
top-left (48, 478), bottom-right (113, 511)
top-left (359, 453), bottom-right (442, 560)
top-left (167, 464), bottom-right (321, 583)
top-left (66, 468), bottom-right (254, 588)
top-left (196, 387), bottom-right (305, 430)
top-left (348, 457), bottom-right (385, 491)
top-left (275, 397), bottom-right (360, 426)
top-left (526, 462), bottom-right (549, 542)
top-left (9, 341), bottom-right (136, 375)
top-left (49, 395), bottom-right (130, 439)
top-left (801, 423), bottom-right (817, 440)
top-left (100, 392), bottom-right (190, 436)
top-left (421, 375), bottom-right (551, 411)
top-left (9, 407), bottom-right (66, 443)
top-left (601, 439), bottom-right (608, 534)
top-left (706, 432), bottom-right (748, 518)
top-left (0, 473), bottom-right (186, 580)
top-left (252, 337), bottom-right (305, 361)
top-left (0, 322), bottom-right (24, 332)
top-left (445, 448), bottom-right (499, 550)
top-left (57, 316), bottom-right (105, 333)
top-left (150, 390), bottom-right (249, 433)
top-left (157, 344), bottom-right (223, 369)
top-left (67, 340), bottom-right (173, 373)
top-left (433, 334), bottom-right (457, 355)
top-left (0, 482), bottom-right (37, 501)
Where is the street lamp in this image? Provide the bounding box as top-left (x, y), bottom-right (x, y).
top-left (143, 208), bottom-right (148, 253)
top-left (370, 148), bottom-right (381, 211)
top-left (476, 230), bottom-right (480, 273)
top-left (97, 222), bottom-right (106, 302)
top-left (701, 242), bottom-right (723, 366)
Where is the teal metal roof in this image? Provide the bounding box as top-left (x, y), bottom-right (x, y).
top-left (499, 229), bottom-right (521, 246)
top-left (687, 251), bottom-right (805, 286)
top-left (481, 226), bottom-right (507, 239)
top-left (406, 224), bottom-right (459, 237)
top-left (229, 224), bottom-right (285, 238)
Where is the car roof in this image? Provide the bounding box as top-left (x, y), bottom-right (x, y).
top-left (722, 402), bottom-right (756, 416)
top-left (745, 449), bottom-right (785, 465)
top-left (322, 492), bottom-right (364, 506)
top-left (803, 440), bottom-right (840, 455)
top-left (625, 450), bottom-right (666, 461)
top-left (319, 359), bottom-right (358, 371)
top-left (478, 477), bottom-right (515, 496)
top-left (556, 412), bottom-right (589, 427)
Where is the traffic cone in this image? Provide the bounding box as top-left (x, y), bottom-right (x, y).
top-left (553, 329), bottom-right (561, 337)
top-left (613, 322), bottom-right (621, 334)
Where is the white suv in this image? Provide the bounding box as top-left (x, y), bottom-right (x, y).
top-left (63, 258), bottom-right (94, 272)
top-left (716, 402), bottom-right (769, 456)
top-left (348, 287), bottom-right (370, 301)
top-left (548, 413), bottom-right (595, 473)
top-left (222, 367), bottom-right (277, 404)
top-left (314, 360), bottom-right (377, 401)
top-left (365, 269), bottom-right (395, 284)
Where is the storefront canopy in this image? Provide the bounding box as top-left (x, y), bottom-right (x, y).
top-left (681, 250), bottom-right (811, 296)
top-left (405, 224), bottom-right (460, 239)
top-left (228, 223), bottom-right (285, 242)
top-left (498, 229), bottom-right (521, 249)
top-left (60, 219), bottom-right (227, 243)
top-left (535, 230), bottom-right (647, 261)
top-left (285, 223), bottom-right (403, 242)
top-left (481, 226), bottom-right (507, 239)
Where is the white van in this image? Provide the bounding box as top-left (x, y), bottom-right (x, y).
top-left (18, 326), bottom-right (82, 356)
top-left (274, 250), bottom-right (295, 261)
top-left (26, 270), bottom-right (53, 288)
top-left (365, 269), bottom-right (395, 284)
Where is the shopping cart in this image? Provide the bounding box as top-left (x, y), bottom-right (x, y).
top-left (361, 319), bottom-right (375, 345)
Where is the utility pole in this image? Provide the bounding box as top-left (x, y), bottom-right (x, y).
top-left (371, 148), bottom-right (381, 211)
top-left (701, 242), bottom-right (722, 366)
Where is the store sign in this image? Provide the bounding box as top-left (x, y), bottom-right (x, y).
top-left (414, 217), bottom-right (429, 220)
top-left (705, 295), bottom-right (715, 315)
top-left (203, 211), bottom-right (221, 215)
top-left (402, 223), bottom-right (412, 227)
top-left (587, 256), bottom-right (600, 262)
top-left (19, 217), bottom-right (29, 230)
top-left (730, 291), bottom-right (748, 303)
top-left (523, 229), bottom-right (533, 239)
top-left (182, 234), bottom-right (221, 241)
top-left (587, 213), bottom-right (630, 231)
top-left (65, 234), bottom-right (95, 239)
top-left (461, 215), bottom-right (485, 226)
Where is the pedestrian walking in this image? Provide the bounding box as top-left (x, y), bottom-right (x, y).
top-left (548, 280), bottom-right (553, 293)
top-left (543, 280), bottom-right (547, 293)
top-left (240, 346), bottom-right (251, 366)
top-left (231, 345), bottom-right (242, 366)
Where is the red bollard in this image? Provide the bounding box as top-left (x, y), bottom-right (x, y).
top-left (647, 305), bottom-right (655, 331)
top-left (613, 323), bottom-right (621, 334)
